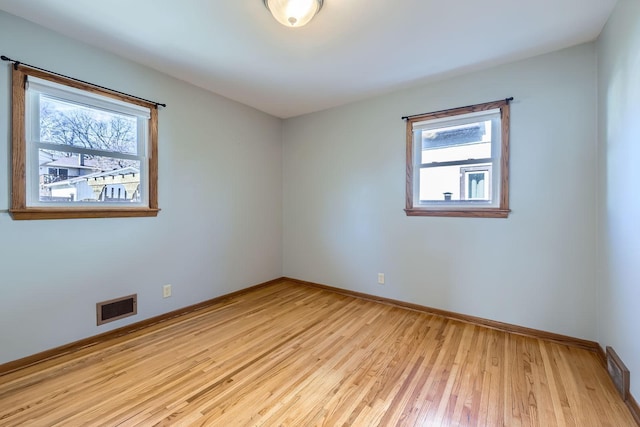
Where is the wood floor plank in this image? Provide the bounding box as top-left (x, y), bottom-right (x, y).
top-left (0, 280), bottom-right (636, 426)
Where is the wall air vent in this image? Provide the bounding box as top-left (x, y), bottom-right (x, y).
top-left (606, 346), bottom-right (630, 400)
top-left (97, 294), bottom-right (137, 326)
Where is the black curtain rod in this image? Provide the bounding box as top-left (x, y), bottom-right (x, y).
top-left (401, 97), bottom-right (513, 121)
top-left (1, 55), bottom-right (166, 108)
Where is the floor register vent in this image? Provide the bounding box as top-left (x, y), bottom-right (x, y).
top-left (606, 346), bottom-right (630, 400)
top-left (97, 294), bottom-right (137, 326)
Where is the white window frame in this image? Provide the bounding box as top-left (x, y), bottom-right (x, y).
top-left (25, 76), bottom-right (150, 208)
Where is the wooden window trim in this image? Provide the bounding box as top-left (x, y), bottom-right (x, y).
top-left (404, 99), bottom-right (510, 219)
top-left (10, 66), bottom-right (159, 220)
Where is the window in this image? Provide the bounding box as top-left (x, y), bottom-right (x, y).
top-left (10, 66), bottom-right (159, 219)
top-left (404, 99), bottom-right (511, 218)
top-left (460, 166), bottom-right (490, 201)
top-left (46, 167), bottom-right (69, 182)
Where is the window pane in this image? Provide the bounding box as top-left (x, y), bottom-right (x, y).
top-left (419, 162), bottom-right (493, 203)
top-left (39, 149), bottom-right (141, 203)
top-left (40, 95), bottom-right (138, 155)
top-left (420, 120), bottom-right (491, 164)
top-left (419, 165), bottom-right (463, 202)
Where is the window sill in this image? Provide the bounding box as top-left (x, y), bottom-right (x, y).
top-left (404, 208), bottom-right (510, 218)
top-left (10, 207), bottom-right (160, 220)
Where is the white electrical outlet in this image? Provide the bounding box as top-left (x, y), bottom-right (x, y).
top-left (378, 273), bottom-right (385, 285)
top-left (163, 284), bottom-right (172, 298)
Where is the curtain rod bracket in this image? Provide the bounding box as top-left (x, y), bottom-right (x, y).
top-left (1, 55), bottom-right (19, 70)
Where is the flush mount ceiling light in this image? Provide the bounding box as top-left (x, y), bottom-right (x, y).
top-left (263, 0), bottom-right (324, 28)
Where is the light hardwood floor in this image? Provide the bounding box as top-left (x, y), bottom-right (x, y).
top-left (0, 280), bottom-right (636, 426)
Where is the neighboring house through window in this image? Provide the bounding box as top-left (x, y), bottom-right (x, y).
top-left (10, 65), bottom-right (159, 219)
top-left (460, 166), bottom-right (490, 201)
top-left (404, 99), bottom-right (511, 218)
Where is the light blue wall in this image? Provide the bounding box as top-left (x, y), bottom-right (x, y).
top-left (597, 0), bottom-right (640, 400)
top-left (283, 44), bottom-right (599, 340)
top-left (0, 11), bottom-right (283, 364)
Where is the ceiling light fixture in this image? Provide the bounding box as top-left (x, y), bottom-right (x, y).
top-left (263, 0), bottom-right (324, 28)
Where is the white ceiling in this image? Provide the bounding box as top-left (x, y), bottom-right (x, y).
top-left (0, 0), bottom-right (617, 118)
